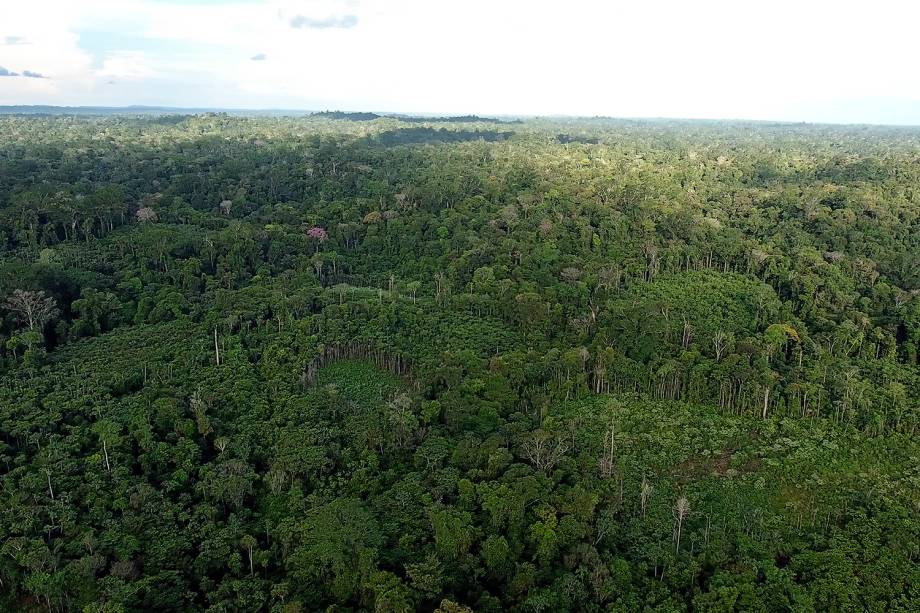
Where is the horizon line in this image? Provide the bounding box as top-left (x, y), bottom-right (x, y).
top-left (1, 104), bottom-right (920, 128)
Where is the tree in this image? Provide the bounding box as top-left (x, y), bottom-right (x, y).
top-left (521, 429), bottom-right (568, 472)
top-left (5, 289), bottom-right (59, 332)
top-left (288, 499), bottom-right (381, 603)
top-left (640, 477), bottom-right (653, 518)
top-left (429, 507), bottom-right (474, 560)
top-left (674, 496), bottom-right (690, 555)
top-left (71, 289), bottom-right (120, 337)
top-left (135, 207), bottom-right (158, 223)
top-left (240, 535), bottom-right (257, 576)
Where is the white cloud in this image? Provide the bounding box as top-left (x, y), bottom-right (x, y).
top-left (1, 0), bottom-right (918, 123)
top-left (95, 51), bottom-right (158, 80)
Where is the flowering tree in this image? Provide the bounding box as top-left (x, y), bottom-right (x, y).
top-left (307, 226), bottom-right (328, 242)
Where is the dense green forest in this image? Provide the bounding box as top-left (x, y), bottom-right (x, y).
top-left (0, 112), bottom-right (918, 611)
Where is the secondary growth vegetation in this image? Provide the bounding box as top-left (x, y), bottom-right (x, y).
top-left (0, 113), bottom-right (918, 611)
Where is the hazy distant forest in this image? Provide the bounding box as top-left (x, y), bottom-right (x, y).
top-left (0, 112), bottom-right (918, 612)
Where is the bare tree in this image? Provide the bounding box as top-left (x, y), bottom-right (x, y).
top-left (644, 242), bottom-right (660, 282)
top-left (598, 416), bottom-right (617, 478)
top-left (434, 271), bottom-right (449, 304)
top-left (712, 331), bottom-right (728, 361)
top-left (674, 496), bottom-right (690, 554)
top-left (241, 535), bottom-right (257, 575)
top-left (596, 265), bottom-right (621, 292)
top-left (640, 477), bottom-right (654, 517)
top-left (681, 317), bottom-right (693, 350)
top-left (5, 289), bottom-right (59, 331)
top-left (521, 429), bottom-right (569, 472)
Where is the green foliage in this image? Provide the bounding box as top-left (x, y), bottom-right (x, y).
top-left (0, 114), bottom-right (918, 611)
top-left (312, 359), bottom-right (402, 410)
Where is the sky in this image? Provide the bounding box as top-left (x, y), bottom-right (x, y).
top-left (1, 0), bottom-right (919, 124)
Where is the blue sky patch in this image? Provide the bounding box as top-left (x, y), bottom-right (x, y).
top-left (77, 28), bottom-right (218, 69)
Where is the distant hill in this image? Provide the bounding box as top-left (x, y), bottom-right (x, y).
top-left (0, 106), bottom-right (520, 123)
top-left (311, 110), bottom-right (381, 121)
top-left (0, 105), bottom-right (315, 116)
top-left (393, 114), bottom-right (522, 124)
